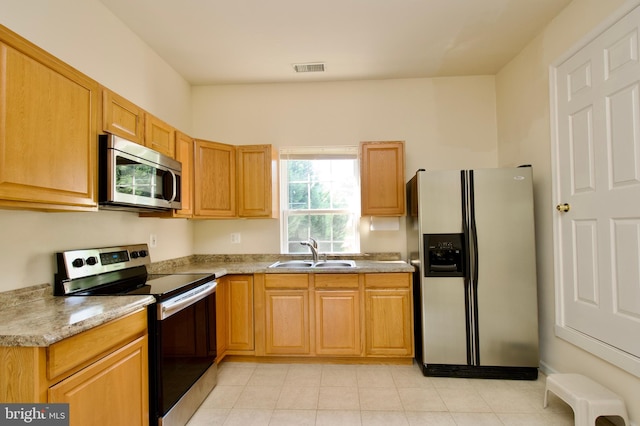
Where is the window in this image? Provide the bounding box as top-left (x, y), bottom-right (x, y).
top-left (280, 146), bottom-right (360, 254)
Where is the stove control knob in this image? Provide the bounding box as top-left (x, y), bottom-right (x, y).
top-left (131, 251), bottom-right (139, 259)
top-left (72, 258), bottom-right (85, 268)
top-left (86, 256), bottom-right (98, 266)
top-left (139, 250), bottom-right (148, 258)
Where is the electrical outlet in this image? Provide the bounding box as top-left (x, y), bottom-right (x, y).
top-left (230, 233), bottom-right (241, 244)
top-left (149, 234), bottom-right (158, 248)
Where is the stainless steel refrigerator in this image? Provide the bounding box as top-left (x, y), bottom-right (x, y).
top-left (406, 167), bottom-right (539, 379)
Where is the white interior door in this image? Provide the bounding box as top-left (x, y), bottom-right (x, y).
top-left (552, 4), bottom-right (640, 368)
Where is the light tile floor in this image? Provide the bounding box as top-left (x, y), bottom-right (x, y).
top-left (186, 361), bottom-right (612, 426)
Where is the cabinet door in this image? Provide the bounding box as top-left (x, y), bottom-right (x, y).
top-left (264, 290), bottom-right (310, 354)
top-left (145, 113), bottom-right (175, 158)
top-left (365, 289), bottom-right (413, 356)
top-left (216, 276), bottom-right (229, 361)
top-left (174, 131), bottom-right (194, 217)
top-left (102, 89), bottom-right (144, 144)
top-left (49, 336), bottom-right (149, 426)
top-left (315, 290), bottom-right (361, 355)
top-left (226, 275), bottom-right (254, 351)
top-left (194, 140), bottom-right (236, 217)
top-left (237, 145), bottom-right (278, 218)
top-left (0, 32), bottom-right (98, 211)
top-left (360, 141), bottom-right (405, 216)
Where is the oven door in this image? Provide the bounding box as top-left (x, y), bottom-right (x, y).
top-left (152, 281), bottom-right (217, 423)
top-left (99, 134), bottom-right (182, 211)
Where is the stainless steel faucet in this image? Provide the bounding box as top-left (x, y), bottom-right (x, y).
top-left (300, 238), bottom-right (319, 263)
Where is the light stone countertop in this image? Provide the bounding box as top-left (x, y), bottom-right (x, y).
top-left (0, 254), bottom-right (413, 348)
top-left (0, 284), bottom-right (155, 347)
top-left (148, 253), bottom-right (414, 275)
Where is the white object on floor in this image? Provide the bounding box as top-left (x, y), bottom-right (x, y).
top-left (543, 373), bottom-right (629, 426)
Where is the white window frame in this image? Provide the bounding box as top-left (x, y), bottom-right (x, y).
top-left (279, 146), bottom-right (360, 254)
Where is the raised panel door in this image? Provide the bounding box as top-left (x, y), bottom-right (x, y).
top-left (227, 275), bottom-right (254, 351)
top-left (49, 336), bottom-right (149, 426)
top-left (552, 5), bottom-right (640, 360)
top-left (173, 131), bottom-right (194, 217)
top-left (264, 290), bottom-right (310, 355)
top-left (194, 140), bottom-right (236, 217)
top-left (315, 290), bottom-right (361, 355)
top-left (237, 145), bottom-right (278, 218)
top-left (102, 89), bottom-right (144, 144)
top-left (144, 113), bottom-right (175, 158)
top-left (365, 289), bottom-right (413, 356)
top-left (0, 29), bottom-right (98, 211)
top-left (360, 141), bottom-right (405, 216)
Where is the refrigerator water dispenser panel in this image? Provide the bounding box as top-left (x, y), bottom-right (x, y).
top-left (424, 233), bottom-right (465, 277)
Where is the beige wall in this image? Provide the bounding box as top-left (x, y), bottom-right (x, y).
top-left (496, 0), bottom-right (640, 421)
top-left (191, 77), bottom-right (499, 254)
top-left (0, 0), bottom-right (194, 292)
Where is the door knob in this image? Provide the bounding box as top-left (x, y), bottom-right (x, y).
top-left (556, 203), bottom-right (570, 213)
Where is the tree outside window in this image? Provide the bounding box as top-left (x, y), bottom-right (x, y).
top-left (280, 147), bottom-right (359, 254)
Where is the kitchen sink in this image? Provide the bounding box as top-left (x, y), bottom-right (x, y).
top-left (268, 260), bottom-right (356, 269)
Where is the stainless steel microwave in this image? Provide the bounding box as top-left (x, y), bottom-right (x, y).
top-left (99, 134), bottom-right (182, 211)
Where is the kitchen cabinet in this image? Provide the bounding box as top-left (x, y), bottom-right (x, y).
top-left (314, 274), bottom-right (361, 356)
top-left (145, 113), bottom-right (175, 158)
top-left (360, 141), bottom-right (406, 216)
top-left (237, 145), bottom-right (279, 218)
top-left (193, 140), bottom-right (279, 219)
top-left (0, 310), bottom-right (149, 426)
top-left (220, 275), bottom-right (254, 353)
top-left (0, 25), bottom-right (99, 211)
top-left (194, 139), bottom-right (236, 218)
top-left (263, 274), bottom-right (310, 355)
top-left (251, 272), bottom-right (412, 360)
top-left (103, 89), bottom-right (176, 158)
top-left (364, 273), bottom-right (413, 357)
top-left (102, 88), bottom-right (145, 144)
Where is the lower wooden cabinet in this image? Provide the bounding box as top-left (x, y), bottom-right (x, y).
top-left (315, 289), bottom-right (361, 355)
top-left (364, 273), bottom-right (414, 357)
top-left (49, 336), bottom-right (148, 426)
top-left (250, 272), bottom-right (413, 360)
top-left (0, 310), bottom-right (149, 426)
top-left (226, 275), bottom-right (255, 352)
top-left (263, 274), bottom-right (310, 355)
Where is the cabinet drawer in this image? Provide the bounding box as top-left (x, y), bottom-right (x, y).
top-left (265, 274), bottom-right (308, 289)
top-left (47, 309), bottom-right (147, 380)
top-left (315, 274), bottom-right (359, 289)
top-left (364, 273), bottom-right (410, 289)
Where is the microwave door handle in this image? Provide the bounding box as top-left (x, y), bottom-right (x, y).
top-left (168, 170), bottom-right (177, 203)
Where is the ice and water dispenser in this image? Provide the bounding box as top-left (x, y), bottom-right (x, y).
top-left (424, 233), bottom-right (465, 277)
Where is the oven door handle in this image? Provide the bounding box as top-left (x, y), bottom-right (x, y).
top-left (157, 280), bottom-right (217, 320)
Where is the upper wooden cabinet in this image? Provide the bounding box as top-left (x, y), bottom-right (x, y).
top-left (102, 88), bottom-right (145, 144)
top-left (360, 141), bottom-right (406, 216)
top-left (102, 89), bottom-right (175, 158)
top-left (194, 139), bottom-right (236, 218)
top-left (237, 145), bottom-right (279, 218)
top-left (0, 25), bottom-right (99, 211)
top-left (193, 140), bottom-right (279, 219)
top-left (145, 113), bottom-right (175, 158)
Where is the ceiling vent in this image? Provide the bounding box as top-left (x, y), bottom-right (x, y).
top-left (293, 63), bottom-right (325, 73)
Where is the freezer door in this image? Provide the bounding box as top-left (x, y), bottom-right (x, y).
top-left (417, 170), bottom-right (468, 365)
top-left (422, 276), bottom-right (468, 365)
top-left (471, 167), bottom-right (539, 367)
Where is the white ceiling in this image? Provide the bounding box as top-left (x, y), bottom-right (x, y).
top-left (98, 0), bottom-right (572, 86)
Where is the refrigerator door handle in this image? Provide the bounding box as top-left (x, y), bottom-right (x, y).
top-left (468, 171), bottom-right (481, 366)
